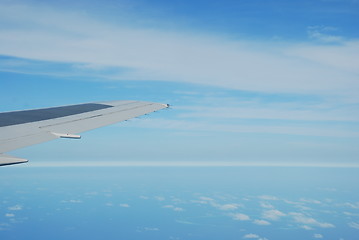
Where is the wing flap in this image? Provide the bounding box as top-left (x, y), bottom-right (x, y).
top-left (0, 129), bottom-right (59, 153)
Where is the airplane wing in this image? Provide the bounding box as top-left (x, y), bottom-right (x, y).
top-left (0, 100), bottom-right (169, 166)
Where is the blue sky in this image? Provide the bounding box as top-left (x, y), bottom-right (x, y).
top-left (1, 1), bottom-right (359, 239)
top-left (0, 0), bottom-right (359, 166)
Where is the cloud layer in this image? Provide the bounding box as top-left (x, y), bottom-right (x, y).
top-left (0, 2), bottom-right (358, 98)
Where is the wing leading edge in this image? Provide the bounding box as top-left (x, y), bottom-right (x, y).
top-left (0, 100), bottom-right (169, 166)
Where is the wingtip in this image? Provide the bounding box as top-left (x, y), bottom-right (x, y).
top-left (162, 103), bottom-right (170, 108)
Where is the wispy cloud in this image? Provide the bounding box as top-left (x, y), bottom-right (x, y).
top-left (131, 117), bottom-right (359, 138)
top-left (8, 205), bottom-right (22, 211)
top-left (163, 205), bottom-right (184, 212)
top-left (262, 209), bottom-right (286, 221)
top-left (136, 227), bottom-right (160, 232)
top-left (313, 233), bottom-right (323, 239)
top-left (0, 1), bottom-right (357, 165)
top-left (143, 227), bottom-right (159, 231)
top-left (192, 196), bottom-right (242, 212)
top-left (253, 219), bottom-right (271, 226)
top-left (213, 203), bottom-right (241, 211)
top-left (177, 104), bottom-right (359, 122)
top-left (243, 233), bottom-right (259, 239)
top-left (0, 2), bottom-right (358, 99)
top-left (348, 222), bottom-right (359, 229)
top-left (290, 212), bottom-right (335, 228)
top-left (175, 219), bottom-right (196, 225)
top-left (0, 223), bottom-right (10, 231)
top-left (155, 196), bottom-right (165, 201)
top-left (198, 196), bottom-right (214, 202)
top-left (307, 26), bottom-right (344, 43)
top-left (343, 202), bottom-right (359, 209)
top-left (259, 202), bottom-right (274, 209)
top-left (301, 225), bottom-right (313, 230)
top-left (61, 200), bottom-right (82, 204)
top-left (231, 213), bottom-right (250, 221)
top-left (259, 195), bottom-right (279, 201)
top-left (299, 198), bottom-right (322, 204)
top-left (343, 211), bottom-right (359, 216)
top-left (243, 233), bottom-right (268, 240)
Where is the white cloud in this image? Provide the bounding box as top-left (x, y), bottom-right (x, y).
top-left (194, 196), bottom-right (242, 211)
top-left (192, 196), bottom-right (216, 205)
top-left (170, 197), bottom-right (184, 204)
top-left (299, 198), bottom-right (322, 204)
top-left (0, 2), bottom-right (358, 99)
top-left (260, 202), bottom-right (274, 209)
top-left (119, 203), bottom-right (130, 208)
top-left (301, 225), bottom-right (313, 230)
top-left (259, 195), bottom-right (278, 201)
top-left (348, 222), bottom-right (359, 229)
top-left (61, 200), bottom-right (82, 204)
top-left (85, 191), bottom-right (98, 196)
top-left (177, 104), bottom-right (359, 122)
top-left (8, 205), bottom-right (22, 211)
top-left (163, 205), bottom-right (175, 208)
top-left (295, 205), bottom-right (312, 211)
top-left (284, 199), bottom-right (302, 205)
top-left (262, 209), bottom-right (286, 221)
top-left (253, 219), bottom-right (271, 226)
top-left (243, 233), bottom-right (259, 239)
top-left (243, 234), bottom-right (268, 240)
top-left (5, 213), bottom-right (15, 218)
top-left (344, 202), bottom-right (359, 209)
top-left (313, 233), bottom-right (323, 239)
top-left (137, 227), bottom-right (160, 232)
top-left (134, 118), bottom-right (359, 138)
top-left (163, 205), bottom-right (184, 212)
top-left (175, 220), bottom-right (196, 225)
top-left (343, 212), bottom-right (359, 217)
top-left (173, 207), bottom-right (184, 212)
top-left (0, 223), bottom-right (10, 231)
top-left (290, 212), bottom-right (335, 228)
top-left (144, 227), bottom-right (159, 231)
top-left (286, 41), bottom-right (359, 80)
top-left (191, 200), bottom-right (208, 204)
top-left (213, 203), bottom-right (241, 211)
top-left (231, 213), bottom-right (250, 221)
top-left (155, 196), bottom-right (165, 201)
top-left (199, 197), bottom-right (214, 201)
top-left (307, 26), bottom-right (344, 43)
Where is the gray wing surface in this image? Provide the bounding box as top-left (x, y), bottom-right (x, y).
top-left (0, 100), bottom-right (169, 166)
